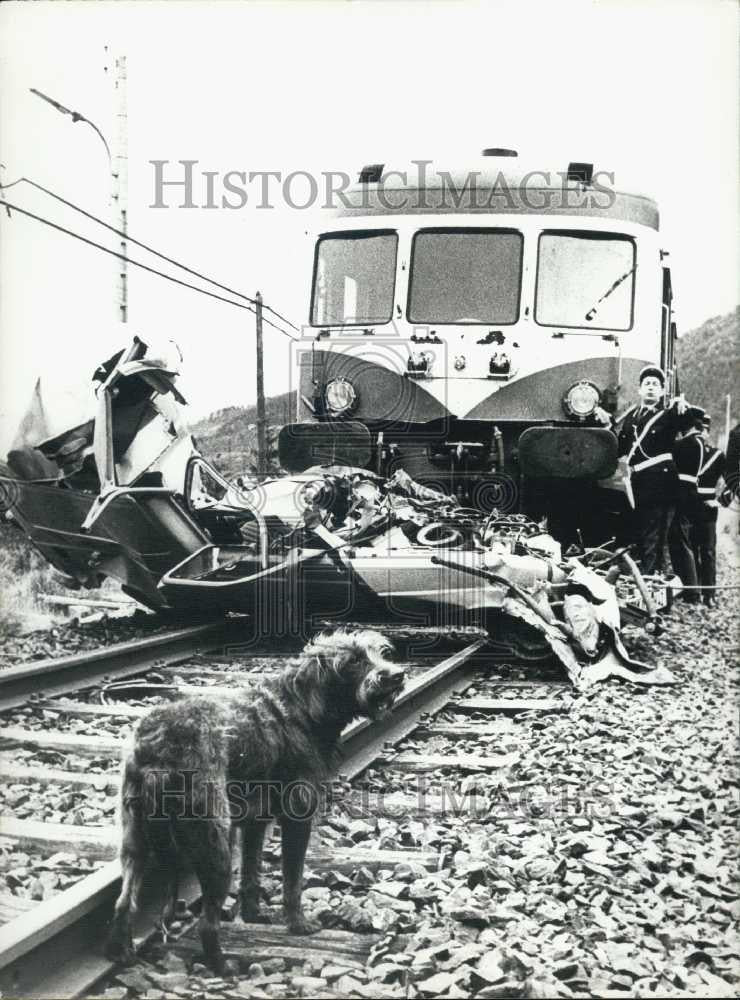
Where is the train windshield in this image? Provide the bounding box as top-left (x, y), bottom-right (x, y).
top-left (536, 232), bottom-right (636, 330)
top-left (408, 229), bottom-right (522, 324)
top-left (311, 231), bottom-right (397, 325)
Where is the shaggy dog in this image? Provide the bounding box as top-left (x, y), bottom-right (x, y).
top-left (106, 629), bottom-right (404, 973)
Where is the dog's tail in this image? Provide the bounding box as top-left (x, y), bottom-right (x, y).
top-left (108, 741), bottom-right (186, 960)
top-left (107, 749), bottom-right (150, 961)
top-left (139, 765), bottom-right (183, 932)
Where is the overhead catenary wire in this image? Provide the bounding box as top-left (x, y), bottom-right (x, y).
top-left (0, 174), bottom-right (301, 332)
top-left (0, 175), bottom-right (26, 191)
top-left (260, 300), bottom-right (302, 332)
top-left (0, 197), bottom-right (299, 341)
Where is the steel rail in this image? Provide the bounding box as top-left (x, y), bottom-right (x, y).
top-left (0, 636), bottom-right (489, 998)
top-left (0, 621), bottom-right (247, 713)
top-left (340, 637), bottom-right (490, 777)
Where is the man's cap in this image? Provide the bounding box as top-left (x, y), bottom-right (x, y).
top-left (690, 407), bottom-right (706, 427)
top-left (639, 365), bottom-right (665, 386)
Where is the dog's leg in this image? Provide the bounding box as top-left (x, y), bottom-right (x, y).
top-left (158, 852), bottom-right (180, 936)
top-left (280, 817), bottom-right (321, 935)
top-left (143, 813), bottom-right (181, 936)
top-left (240, 818), bottom-right (271, 923)
top-left (107, 849), bottom-right (145, 963)
top-left (172, 773), bottom-right (233, 974)
top-left (186, 817), bottom-right (232, 974)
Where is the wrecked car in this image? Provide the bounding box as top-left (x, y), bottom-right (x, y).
top-left (3, 337), bottom-right (675, 689)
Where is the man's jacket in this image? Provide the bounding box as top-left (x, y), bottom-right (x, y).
top-left (672, 431), bottom-right (703, 515)
top-left (696, 443), bottom-right (726, 518)
top-left (724, 424), bottom-right (740, 501)
top-left (617, 401), bottom-right (703, 505)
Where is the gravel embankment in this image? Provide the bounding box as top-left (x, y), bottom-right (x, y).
top-left (1, 528), bottom-right (736, 999)
top-left (82, 552), bottom-right (738, 1000)
top-left (0, 611), bottom-right (179, 669)
top-left (0, 850), bottom-right (108, 904)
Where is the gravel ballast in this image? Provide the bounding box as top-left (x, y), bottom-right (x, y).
top-left (1, 529), bottom-right (736, 999)
top-left (79, 548), bottom-right (739, 999)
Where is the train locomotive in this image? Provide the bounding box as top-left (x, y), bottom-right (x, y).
top-left (0, 149), bottom-right (678, 660)
top-left (279, 150), bottom-right (679, 545)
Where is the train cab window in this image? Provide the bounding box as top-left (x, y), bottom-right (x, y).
top-left (535, 231), bottom-right (636, 330)
top-left (311, 231), bottom-right (397, 326)
top-left (408, 229), bottom-right (522, 324)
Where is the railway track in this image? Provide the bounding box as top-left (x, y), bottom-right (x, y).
top-left (0, 623), bottom-right (572, 998)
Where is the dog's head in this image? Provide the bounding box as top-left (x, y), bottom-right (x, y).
top-left (299, 628), bottom-right (405, 722)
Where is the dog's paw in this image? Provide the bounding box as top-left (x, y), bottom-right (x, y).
top-left (210, 956), bottom-right (227, 976)
top-left (198, 947), bottom-right (227, 976)
top-left (241, 903), bottom-right (271, 924)
top-left (287, 914), bottom-right (322, 936)
top-left (105, 938), bottom-right (136, 966)
top-left (223, 958), bottom-right (240, 978)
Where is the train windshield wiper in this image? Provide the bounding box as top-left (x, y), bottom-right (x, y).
top-left (584, 264), bottom-right (637, 322)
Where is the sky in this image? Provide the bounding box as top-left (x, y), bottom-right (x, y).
top-left (0, 0), bottom-right (737, 451)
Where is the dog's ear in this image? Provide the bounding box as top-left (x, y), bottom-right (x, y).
top-left (313, 652), bottom-right (334, 682)
top-left (295, 652), bottom-right (327, 688)
top-left (332, 642), bottom-right (377, 682)
top-left (355, 629), bottom-right (395, 663)
top-left (292, 653), bottom-right (335, 721)
top-left (307, 631), bottom-right (373, 680)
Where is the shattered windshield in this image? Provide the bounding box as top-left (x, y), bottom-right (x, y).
top-left (311, 231), bottom-right (397, 326)
top-left (536, 231), bottom-right (636, 330)
top-left (408, 229), bottom-right (523, 324)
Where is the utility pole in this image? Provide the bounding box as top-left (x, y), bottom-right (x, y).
top-left (255, 292), bottom-right (267, 475)
top-left (725, 393), bottom-right (732, 449)
top-left (31, 47), bottom-right (128, 325)
top-left (110, 50), bottom-right (128, 323)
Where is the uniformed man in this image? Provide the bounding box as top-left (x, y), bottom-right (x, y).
top-left (691, 414), bottom-right (726, 607)
top-left (668, 411), bottom-right (704, 602)
top-left (616, 365), bottom-right (702, 575)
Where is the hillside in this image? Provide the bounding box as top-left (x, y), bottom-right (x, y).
top-left (190, 390), bottom-right (295, 480)
top-left (190, 308), bottom-right (739, 479)
top-left (677, 307), bottom-right (739, 443)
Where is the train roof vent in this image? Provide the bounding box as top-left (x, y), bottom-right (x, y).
top-left (566, 161), bottom-right (594, 184)
top-left (359, 163), bottom-right (384, 183)
top-left (482, 148), bottom-right (518, 157)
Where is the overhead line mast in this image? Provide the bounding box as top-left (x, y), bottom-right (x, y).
top-left (108, 48), bottom-right (128, 323)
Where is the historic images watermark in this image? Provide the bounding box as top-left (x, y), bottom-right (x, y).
top-left (149, 159), bottom-right (617, 212)
top-left (140, 771), bottom-right (619, 824)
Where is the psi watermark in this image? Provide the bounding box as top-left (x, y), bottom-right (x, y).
top-left (0, 476), bottom-right (20, 515)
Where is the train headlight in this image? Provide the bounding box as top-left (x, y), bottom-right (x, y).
top-left (325, 377), bottom-right (357, 416)
top-left (563, 380), bottom-right (600, 420)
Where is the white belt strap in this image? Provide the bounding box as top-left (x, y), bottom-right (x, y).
top-left (626, 409), bottom-right (666, 466)
top-left (699, 449), bottom-right (722, 476)
top-left (698, 486), bottom-right (716, 495)
top-left (695, 437), bottom-right (705, 479)
top-left (632, 452), bottom-right (672, 472)
top-left (678, 473), bottom-right (697, 483)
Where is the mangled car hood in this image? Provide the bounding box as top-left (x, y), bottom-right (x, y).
top-left (3, 337), bottom-right (676, 690)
